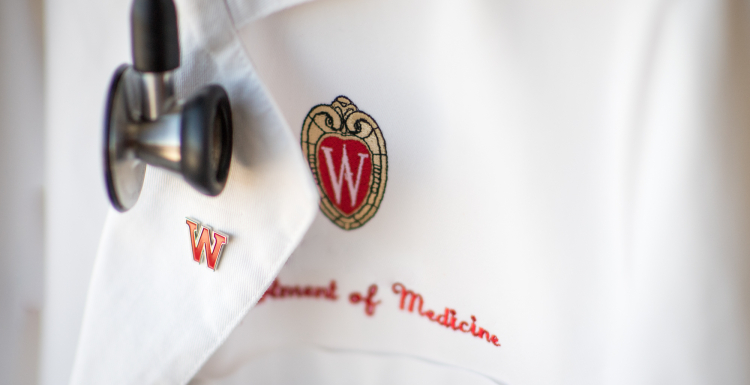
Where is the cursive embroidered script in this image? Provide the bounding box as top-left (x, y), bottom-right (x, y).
top-left (257, 279), bottom-right (338, 303)
top-left (349, 284), bottom-right (381, 316)
top-left (392, 282), bottom-right (501, 347)
top-left (254, 279), bottom-right (502, 348)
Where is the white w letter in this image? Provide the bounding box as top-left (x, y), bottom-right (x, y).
top-left (321, 145), bottom-right (370, 206)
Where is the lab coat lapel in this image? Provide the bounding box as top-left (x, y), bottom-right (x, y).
top-left (70, 0), bottom-right (318, 383)
top-left (224, 0), bottom-right (317, 29)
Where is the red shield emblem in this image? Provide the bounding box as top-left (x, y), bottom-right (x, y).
top-left (301, 96), bottom-right (387, 230)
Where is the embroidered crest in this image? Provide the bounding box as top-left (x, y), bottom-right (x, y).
top-left (301, 96), bottom-right (387, 230)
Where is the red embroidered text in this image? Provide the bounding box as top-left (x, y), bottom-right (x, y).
top-left (392, 282), bottom-right (501, 347)
top-left (258, 279), bottom-right (338, 304)
top-left (349, 284), bottom-right (381, 316)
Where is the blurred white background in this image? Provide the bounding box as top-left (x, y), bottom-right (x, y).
top-left (1, 0), bottom-right (117, 383)
top-left (0, 0), bottom-right (44, 383)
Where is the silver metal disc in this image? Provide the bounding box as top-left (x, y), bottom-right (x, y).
top-left (104, 65), bottom-right (146, 212)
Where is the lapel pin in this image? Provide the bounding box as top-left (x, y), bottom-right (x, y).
top-left (186, 218), bottom-right (228, 271)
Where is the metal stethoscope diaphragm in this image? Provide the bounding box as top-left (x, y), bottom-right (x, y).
top-left (104, 0), bottom-right (233, 212)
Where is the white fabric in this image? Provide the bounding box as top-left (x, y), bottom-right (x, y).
top-left (69, 0), bottom-right (318, 383)
top-left (191, 346), bottom-right (500, 385)
top-left (42, 0), bottom-right (126, 382)
top-left (225, 0), bottom-right (315, 29)
top-left (191, 0), bottom-right (750, 384)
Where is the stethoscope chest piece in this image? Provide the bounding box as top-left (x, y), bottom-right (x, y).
top-left (104, 0), bottom-right (233, 212)
top-left (105, 65), bottom-right (147, 211)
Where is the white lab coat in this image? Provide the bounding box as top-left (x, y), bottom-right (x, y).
top-left (41, 0), bottom-right (750, 384)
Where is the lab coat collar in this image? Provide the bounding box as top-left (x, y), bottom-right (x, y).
top-left (225, 0), bottom-right (316, 29)
top-left (70, 0), bottom-right (318, 383)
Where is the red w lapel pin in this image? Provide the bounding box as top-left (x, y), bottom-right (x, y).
top-left (186, 218), bottom-right (228, 271)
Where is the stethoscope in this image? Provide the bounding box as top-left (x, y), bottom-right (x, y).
top-left (104, 0), bottom-right (233, 211)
